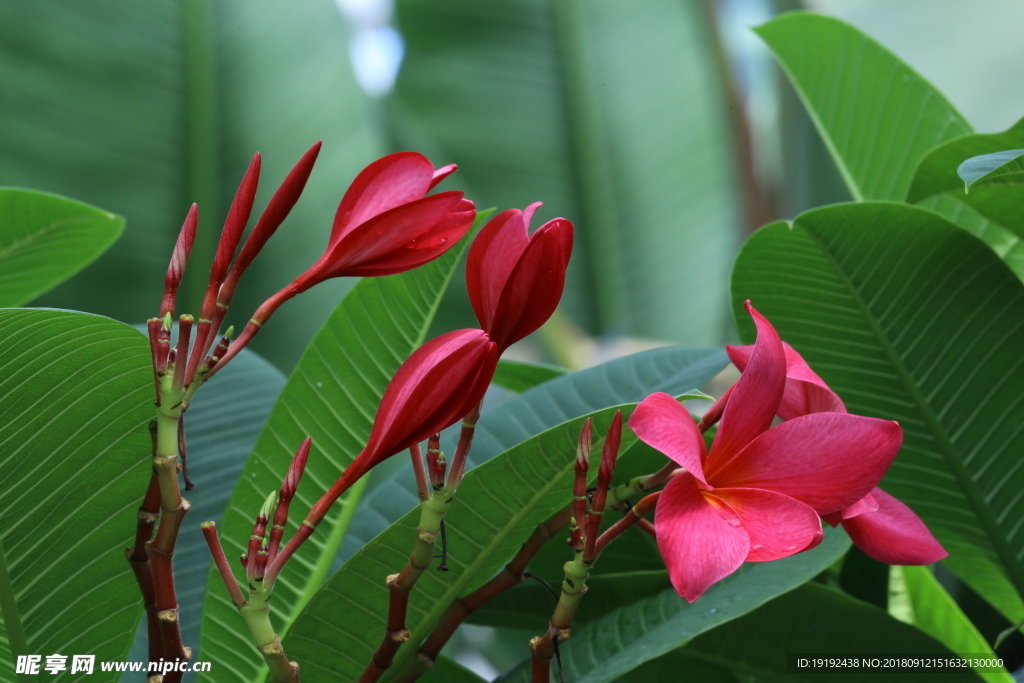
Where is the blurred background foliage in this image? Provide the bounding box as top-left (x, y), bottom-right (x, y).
top-left (4, 0), bottom-right (1021, 371)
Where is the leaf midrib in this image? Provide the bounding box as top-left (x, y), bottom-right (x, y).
top-left (798, 216), bottom-right (1024, 599)
top-left (0, 214), bottom-right (107, 263)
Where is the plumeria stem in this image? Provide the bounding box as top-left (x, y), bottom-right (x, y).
top-left (410, 443), bottom-right (430, 502)
top-left (125, 424), bottom-right (164, 669)
top-left (445, 402), bottom-right (482, 490)
top-left (360, 488), bottom-right (455, 683)
top-left (593, 493), bottom-right (660, 558)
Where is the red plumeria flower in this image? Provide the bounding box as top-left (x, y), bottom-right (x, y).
top-left (724, 341), bottom-right (946, 565)
top-left (465, 202), bottom-right (573, 351)
top-left (334, 328), bottom-right (499, 490)
top-left (213, 151), bottom-right (475, 372)
top-left (629, 302), bottom-right (903, 602)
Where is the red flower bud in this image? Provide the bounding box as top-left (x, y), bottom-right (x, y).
top-left (161, 203), bottom-right (198, 318)
top-left (466, 203), bottom-right (573, 350)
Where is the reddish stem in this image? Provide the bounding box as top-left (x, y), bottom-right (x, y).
top-left (409, 443), bottom-right (430, 502)
top-left (126, 435), bottom-right (164, 669)
top-left (201, 523), bottom-right (245, 607)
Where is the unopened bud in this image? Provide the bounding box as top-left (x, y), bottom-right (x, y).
top-left (161, 204), bottom-right (198, 318)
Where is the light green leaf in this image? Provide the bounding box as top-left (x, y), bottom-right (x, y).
top-left (285, 398), bottom-right (704, 683)
top-left (677, 583), bottom-right (983, 682)
top-left (198, 221), bottom-right (483, 683)
top-left (491, 359), bottom-right (566, 393)
top-left (959, 150), bottom-right (1024, 191)
top-left (393, 0), bottom-right (740, 343)
top-left (125, 348), bottom-right (286, 668)
top-left (0, 309), bottom-right (153, 681)
top-left (495, 529), bottom-right (851, 683)
top-left (730, 202), bottom-right (1024, 643)
top-left (916, 195), bottom-right (1024, 282)
top-left (757, 12), bottom-right (972, 201)
top-left (0, 0), bottom-right (382, 369)
top-left (907, 118), bottom-right (1024, 238)
top-left (895, 566), bottom-right (1013, 681)
top-left (0, 189), bottom-right (124, 307)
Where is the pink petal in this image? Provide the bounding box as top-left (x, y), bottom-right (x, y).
top-left (655, 474), bottom-right (750, 602)
top-left (727, 342), bottom-right (846, 420)
top-left (842, 488), bottom-right (947, 565)
top-left (708, 413), bottom-right (903, 515)
top-left (331, 152), bottom-right (436, 246)
top-left (319, 191), bottom-right (467, 277)
top-left (429, 163), bottom-right (458, 190)
top-left (841, 492), bottom-right (879, 520)
top-left (629, 392), bottom-right (709, 488)
top-left (704, 302), bottom-right (786, 471)
top-left (466, 207), bottom-right (534, 331)
top-left (487, 217), bottom-right (573, 349)
top-left (709, 487), bottom-right (823, 562)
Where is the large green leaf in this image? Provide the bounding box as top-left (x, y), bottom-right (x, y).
top-left (757, 12), bottom-right (972, 201)
top-left (0, 309), bottom-right (152, 681)
top-left (336, 346), bottom-right (728, 568)
top-left (495, 529), bottom-right (851, 683)
top-left (491, 359), bottom-right (566, 394)
top-left (0, 189), bottom-right (124, 307)
top-left (675, 583), bottom-right (982, 682)
top-left (284, 398), bottom-right (702, 683)
top-left (893, 566), bottom-right (1013, 681)
top-left (907, 118), bottom-right (1024, 238)
top-left (0, 0), bottom-right (382, 369)
top-left (730, 202), bottom-right (1024, 638)
top-left (198, 226), bottom-right (480, 682)
top-left (916, 195), bottom-right (1024, 282)
top-left (392, 0), bottom-right (740, 342)
top-left (126, 348), bottom-right (286, 671)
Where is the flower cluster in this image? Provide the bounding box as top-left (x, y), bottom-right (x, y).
top-left (631, 302), bottom-right (945, 602)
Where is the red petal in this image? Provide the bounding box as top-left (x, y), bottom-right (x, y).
top-left (842, 488), bottom-right (947, 565)
top-left (727, 342), bottom-right (846, 420)
top-left (629, 392), bottom-right (709, 488)
top-left (704, 302), bottom-right (786, 471)
top-left (466, 207), bottom-right (533, 332)
top-left (428, 163), bottom-right (458, 190)
top-left (331, 152), bottom-right (437, 246)
top-left (655, 474), bottom-right (749, 602)
top-left (317, 191), bottom-right (467, 278)
top-left (709, 487), bottom-right (823, 562)
top-left (362, 329), bottom-right (497, 469)
top-left (488, 217), bottom-right (573, 349)
top-left (841, 492), bottom-right (879, 520)
top-left (708, 413), bottom-right (903, 515)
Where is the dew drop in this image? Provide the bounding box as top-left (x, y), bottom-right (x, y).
top-left (782, 544), bottom-right (797, 552)
top-left (317, 382), bottom-right (323, 388)
top-left (726, 518), bottom-right (741, 528)
top-left (406, 238), bottom-right (418, 249)
top-left (703, 608), bottom-right (718, 616)
top-left (750, 543), bottom-right (764, 552)
top-left (339, 210), bottom-right (352, 225)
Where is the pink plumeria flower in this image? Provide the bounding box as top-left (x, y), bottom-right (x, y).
top-left (629, 302), bottom-right (903, 601)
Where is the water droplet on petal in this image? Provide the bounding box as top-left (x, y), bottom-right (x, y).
top-left (406, 238), bottom-right (418, 249)
top-left (750, 543), bottom-right (763, 552)
top-left (339, 210), bottom-right (352, 225)
top-left (726, 518), bottom-right (741, 528)
top-left (782, 545), bottom-right (796, 552)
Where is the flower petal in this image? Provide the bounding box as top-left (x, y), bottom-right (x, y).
top-left (655, 474), bottom-right (749, 602)
top-left (629, 392), bottom-right (709, 487)
top-left (429, 163), bottom-right (458, 190)
top-left (709, 487), bottom-right (823, 562)
top-left (488, 217), bottom-right (574, 349)
top-left (331, 152), bottom-right (437, 246)
top-left (708, 413), bottom-right (903, 514)
top-left (842, 488), bottom-right (947, 565)
top-left (466, 206), bottom-right (534, 331)
top-left (705, 302), bottom-right (786, 471)
top-left (727, 342), bottom-right (846, 420)
top-left (841, 492), bottom-right (879, 520)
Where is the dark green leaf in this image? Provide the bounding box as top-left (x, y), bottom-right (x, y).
top-left (730, 202), bottom-right (1024, 640)
top-left (495, 529), bottom-right (851, 683)
top-left (757, 12), bottom-right (972, 201)
top-left (198, 221), bottom-right (482, 682)
top-left (0, 309), bottom-right (152, 681)
top-left (0, 189), bottom-right (124, 307)
top-left (393, 0), bottom-right (740, 342)
top-left (679, 582), bottom-right (983, 682)
top-left (491, 359), bottom-right (566, 393)
top-left (0, 0), bottom-right (382, 369)
top-left (422, 656), bottom-right (487, 683)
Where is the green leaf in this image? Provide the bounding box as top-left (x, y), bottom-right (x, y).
top-left (730, 202), bottom-right (1024, 643)
top-left (284, 398), bottom-right (703, 683)
top-left (423, 656), bottom-right (487, 683)
top-left (392, 0), bottom-right (740, 342)
top-left (959, 149), bottom-right (1024, 191)
top-left (0, 189), bottom-right (124, 307)
top-left (756, 12), bottom-right (972, 201)
top-left (894, 566), bottom-right (1013, 681)
top-left (495, 529), bottom-right (851, 683)
top-left (491, 359), bottom-right (566, 393)
top-left (907, 118), bottom-right (1024, 238)
top-left (198, 222), bottom-right (482, 683)
top-left (0, 0), bottom-right (383, 369)
top-left (0, 309), bottom-right (152, 681)
top-left (916, 195), bottom-right (1024, 282)
top-left (336, 346), bottom-right (728, 568)
top-left (677, 582), bottom-right (983, 682)
top-left (126, 348), bottom-right (286, 665)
